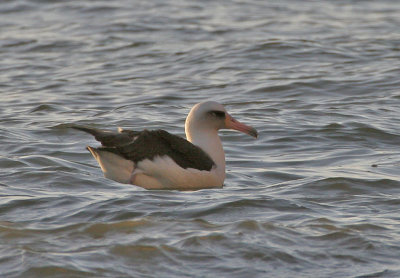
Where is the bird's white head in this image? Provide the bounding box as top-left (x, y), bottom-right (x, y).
top-left (185, 101), bottom-right (258, 140)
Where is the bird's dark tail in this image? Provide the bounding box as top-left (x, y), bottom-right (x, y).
top-left (71, 124), bottom-right (136, 147)
top-left (70, 125), bottom-right (102, 137)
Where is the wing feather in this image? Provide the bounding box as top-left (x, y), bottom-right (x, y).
top-left (71, 125), bottom-right (139, 147)
top-left (100, 130), bottom-right (215, 171)
top-left (73, 126), bottom-right (215, 171)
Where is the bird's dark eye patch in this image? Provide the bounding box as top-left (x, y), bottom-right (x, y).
top-left (209, 110), bottom-right (226, 119)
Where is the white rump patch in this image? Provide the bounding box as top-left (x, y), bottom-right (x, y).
top-left (87, 147), bottom-right (134, 184)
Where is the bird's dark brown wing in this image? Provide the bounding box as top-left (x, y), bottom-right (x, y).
top-left (98, 129), bottom-right (215, 171)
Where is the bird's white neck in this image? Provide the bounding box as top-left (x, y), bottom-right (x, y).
top-left (185, 127), bottom-right (226, 183)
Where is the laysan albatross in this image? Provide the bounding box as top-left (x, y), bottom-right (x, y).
top-left (72, 101), bottom-right (257, 190)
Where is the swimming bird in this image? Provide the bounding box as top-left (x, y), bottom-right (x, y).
top-left (72, 101), bottom-right (257, 190)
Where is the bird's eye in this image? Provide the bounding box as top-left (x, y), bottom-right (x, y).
top-left (209, 110), bottom-right (226, 119)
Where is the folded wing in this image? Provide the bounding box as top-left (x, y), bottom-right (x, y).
top-left (73, 126), bottom-right (215, 171)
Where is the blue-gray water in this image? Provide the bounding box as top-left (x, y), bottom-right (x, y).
top-left (1, 0), bottom-right (400, 277)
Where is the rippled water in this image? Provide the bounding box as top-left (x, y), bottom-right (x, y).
top-left (1, 0), bottom-right (400, 277)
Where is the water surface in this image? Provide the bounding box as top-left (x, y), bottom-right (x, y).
top-left (1, 0), bottom-right (400, 277)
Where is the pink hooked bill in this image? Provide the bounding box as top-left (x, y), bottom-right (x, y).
top-left (225, 114), bottom-right (258, 138)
